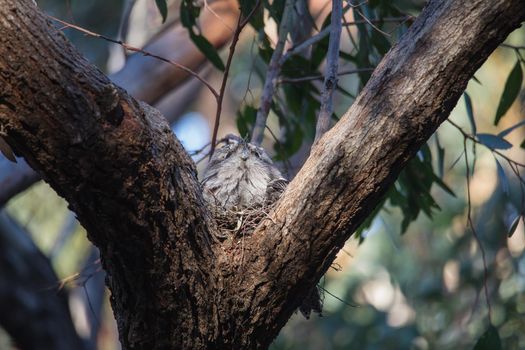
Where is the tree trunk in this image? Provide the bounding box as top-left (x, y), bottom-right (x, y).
top-left (0, 0), bottom-right (523, 349)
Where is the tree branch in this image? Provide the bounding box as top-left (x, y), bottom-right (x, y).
top-left (0, 0), bottom-right (239, 207)
top-left (221, 0), bottom-right (525, 346)
top-left (250, 0), bottom-right (294, 145)
top-left (314, 0), bottom-right (343, 142)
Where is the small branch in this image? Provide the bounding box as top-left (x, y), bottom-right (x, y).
top-left (280, 4), bottom-right (354, 65)
top-left (463, 139), bottom-right (492, 323)
top-left (314, 0), bottom-right (343, 143)
top-left (209, 0), bottom-right (262, 157)
top-left (447, 119), bottom-right (525, 168)
top-left (281, 25), bottom-right (332, 64)
top-left (250, 0), bottom-right (294, 145)
top-left (278, 67), bottom-right (374, 84)
top-left (47, 15), bottom-right (219, 99)
top-left (342, 16), bottom-right (414, 27)
top-left (117, 0), bottom-right (136, 44)
top-left (353, 8), bottom-right (391, 37)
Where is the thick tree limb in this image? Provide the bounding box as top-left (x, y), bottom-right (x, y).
top-left (0, 0), bottom-right (238, 208)
top-left (0, 0), bottom-right (524, 349)
top-left (314, 0), bottom-right (343, 142)
top-left (0, 2), bottom-right (217, 348)
top-left (234, 1), bottom-right (525, 346)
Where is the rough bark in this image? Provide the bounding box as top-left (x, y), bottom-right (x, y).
top-left (0, 211), bottom-right (85, 350)
top-left (0, 0), bottom-right (523, 349)
top-left (0, 0), bottom-right (237, 208)
top-left (0, 1), bottom-right (218, 348)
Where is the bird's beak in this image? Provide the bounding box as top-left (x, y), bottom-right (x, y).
top-left (240, 147), bottom-right (249, 161)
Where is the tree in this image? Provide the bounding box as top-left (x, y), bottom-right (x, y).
top-left (0, 0), bottom-right (524, 349)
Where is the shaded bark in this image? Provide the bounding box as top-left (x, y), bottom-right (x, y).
top-left (0, 0), bottom-right (523, 349)
top-left (0, 211), bottom-right (84, 350)
top-left (0, 0), bottom-right (237, 208)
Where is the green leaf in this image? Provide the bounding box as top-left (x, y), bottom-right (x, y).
top-left (155, 0), bottom-right (168, 23)
top-left (508, 215), bottom-right (521, 238)
top-left (435, 134), bottom-right (445, 178)
top-left (0, 135), bottom-right (16, 163)
top-left (494, 60), bottom-right (523, 125)
top-left (180, 0), bottom-right (197, 27)
top-left (236, 105), bottom-right (257, 139)
top-left (473, 325), bottom-right (502, 350)
top-left (370, 28), bottom-right (391, 56)
top-left (432, 173), bottom-right (456, 197)
top-left (521, 139), bottom-right (525, 149)
top-left (463, 92), bottom-right (476, 134)
top-left (495, 158), bottom-right (509, 194)
top-left (477, 133), bottom-right (512, 150)
top-left (497, 119), bottom-right (525, 138)
top-left (179, 0), bottom-right (224, 71)
top-left (189, 32), bottom-right (225, 71)
top-left (240, 0), bottom-right (263, 30)
top-left (472, 75), bottom-right (482, 85)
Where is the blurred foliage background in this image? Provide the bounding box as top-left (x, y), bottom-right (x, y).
top-left (1, 0), bottom-right (524, 349)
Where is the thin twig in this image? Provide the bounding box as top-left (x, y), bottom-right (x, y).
top-left (47, 15), bottom-right (219, 98)
top-left (209, 0), bottom-right (262, 157)
top-left (342, 16), bottom-right (414, 27)
top-left (447, 119), bottom-right (525, 168)
top-left (117, 0), bottom-right (136, 44)
top-left (319, 286), bottom-right (360, 308)
top-left (463, 138), bottom-right (492, 323)
top-left (353, 8), bottom-right (390, 37)
top-left (279, 67), bottom-right (374, 84)
top-left (280, 4), bottom-right (356, 65)
top-left (281, 25), bottom-right (332, 64)
top-left (250, 0), bottom-right (294, 145)
top-left (314, 0), bottom-right (343, 143)
top-left (204, 0), bottom-right (234, 32)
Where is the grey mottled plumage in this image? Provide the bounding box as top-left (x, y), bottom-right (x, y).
top-left (200, 134), bottom-right (322, 319)
top-left (201, 134), bottom-right (287, 210)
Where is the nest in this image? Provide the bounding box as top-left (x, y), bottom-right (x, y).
top-left (208, 203), bottom-right (273, 238)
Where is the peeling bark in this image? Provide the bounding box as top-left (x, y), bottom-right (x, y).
top-left (0, 0), bottom-right (523, 349)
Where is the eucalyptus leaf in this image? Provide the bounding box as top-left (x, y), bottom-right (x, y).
top-left (189, 32), bottom-right (225, 71)
top-left (435, 134), bottom-right (445, 178)
top-left (463, 92), bottom-right (476, 134)
top-left (155, 0), bottom-right (168, 23)
top-left (180, 0), bottom-right (224, 71)
top-left (0, 135), bottom-right (16, 163)
top-left (473, 325), bottom-right (502, 350)
top-left (497, 119), bottom-right (525, 138)
top-left (477, 133), bottom-right (512, 150)
top-left (494, 60), bottom-right (523, 125)
top-left (495, 158), bottom-right (509, 194)
top-left (508, 215), bottom-right (521, 238)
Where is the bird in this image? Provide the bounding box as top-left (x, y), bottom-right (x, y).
top-left (201, 134), bottom-right (287, 211)
top-left (200, 134), bottom-right (322, 319)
